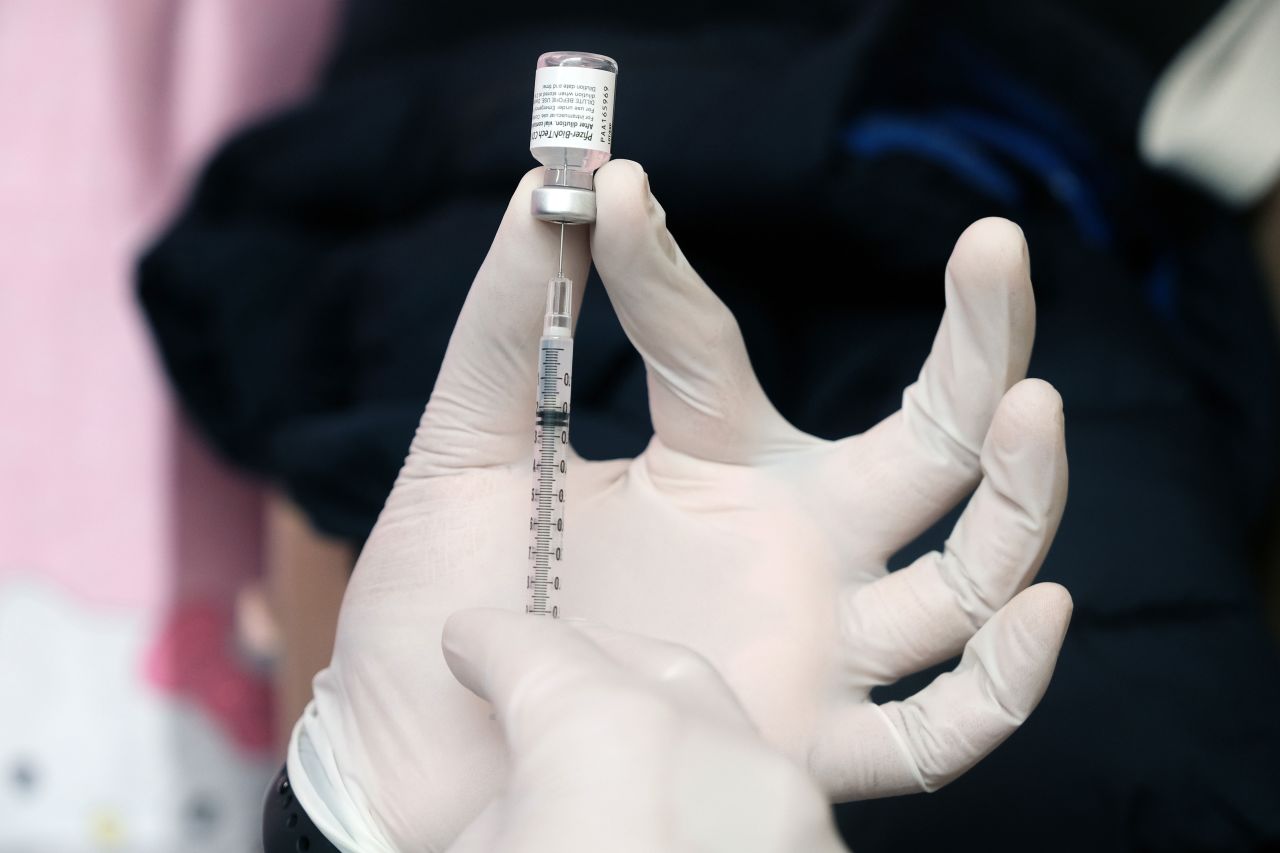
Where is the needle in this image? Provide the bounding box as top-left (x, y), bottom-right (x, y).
top-left (557, 222), bottom-right (565, 279)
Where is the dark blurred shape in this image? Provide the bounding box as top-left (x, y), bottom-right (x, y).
top-left (139, 0), bottom-right (1280, 850)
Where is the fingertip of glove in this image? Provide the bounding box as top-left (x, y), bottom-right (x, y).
top-left (595, 158), bottom-right (649, 203)
top-left (965, 583), bottom-right (1072, 722)
top-left (441, 609), bottom-right (477, 662)
top-left (1014, 377), bottom-right (1063, 417)
top-left (954, 216), bottom-right (1028, 268)
top-left (985, 379), bottom-right (1065, 463)
top-left (441, 609), bottom-right (508, 670)
top-left (1010, 583), bottom-right (1074, 654)
top-left (946, 217), bottom-right (1032, 298)
top-left (1026, 580), bottom-right (1073, 618)
top-left (593, 160), bottom-right (670, 265)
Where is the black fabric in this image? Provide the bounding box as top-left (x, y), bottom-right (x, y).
top-left (263, 764), bottom-right (342, 853)
top-left (140, 1), bottom-right (1280, 850)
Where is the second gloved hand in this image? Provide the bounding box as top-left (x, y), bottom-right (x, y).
top-left (289, 161), bottom-right (1072, 851)
top-left (442, 608), bottom-right (848, 853)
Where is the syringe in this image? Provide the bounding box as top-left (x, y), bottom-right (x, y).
top-left (525, 49), bottom-right (617, 617)
top-left (526, 225), bottom-right (573, 618)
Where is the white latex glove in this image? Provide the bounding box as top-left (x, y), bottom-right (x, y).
top-left (439, 608), bottom-right (848, 853)
top-left (286, 160), bottom-right (1073, 852)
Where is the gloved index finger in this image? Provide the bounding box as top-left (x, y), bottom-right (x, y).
top-left (591, 159), bottom-right (816, 465)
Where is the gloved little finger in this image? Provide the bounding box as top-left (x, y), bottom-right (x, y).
top-left (837, 379), bottom-right (1067, 687)
top-left (810, 583), bottom-right (1072, 800)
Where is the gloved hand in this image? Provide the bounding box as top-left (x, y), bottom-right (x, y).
top-left (286, 160), bottom-right (1072, 852)
top-left (440, 608), bottom-right (849, 853)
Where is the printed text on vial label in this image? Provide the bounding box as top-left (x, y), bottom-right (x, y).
top-left (530, 82), bottom-right (612, 146)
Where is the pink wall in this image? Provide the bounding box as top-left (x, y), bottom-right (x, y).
top-left (0, 0), bottom-right (336, 608)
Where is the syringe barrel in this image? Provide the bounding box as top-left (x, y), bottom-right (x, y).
top-left (527, 330), bottom-right (573, 618)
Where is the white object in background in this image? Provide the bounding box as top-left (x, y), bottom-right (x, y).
top-left (1140, 0), bottom-right (1280, 206)
top-left (0, 583), bottom-right (273, 853)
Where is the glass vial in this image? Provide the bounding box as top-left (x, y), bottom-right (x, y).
top-left (529, 51), bottom-right (618, 224)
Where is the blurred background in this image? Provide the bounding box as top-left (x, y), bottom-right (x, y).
top-left (2, 1), bottom-right (1278, 851)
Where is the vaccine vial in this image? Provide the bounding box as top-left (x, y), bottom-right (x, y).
top-left (529, 51), bottom-right (618, 224)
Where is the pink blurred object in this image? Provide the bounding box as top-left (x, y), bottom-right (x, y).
top-left (142, 600), bottom-right (275, 754)
top-left (0, 0), bottom-right (336, 780)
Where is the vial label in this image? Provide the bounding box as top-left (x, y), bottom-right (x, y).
top-left (530, 66), bottom-right (615, 153)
